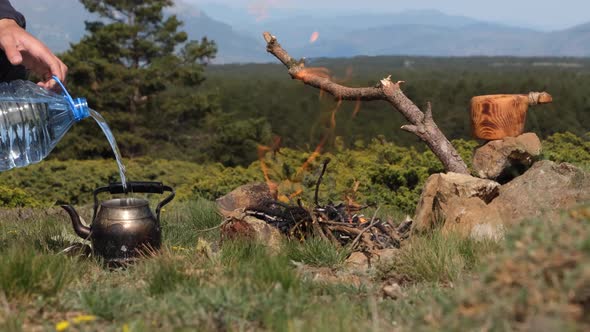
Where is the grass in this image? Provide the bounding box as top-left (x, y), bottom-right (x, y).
top-left (0, 246), bottom-right (77, 299)
top-left (78, 285), bottom-right (139, 321)
top-left (161, 197), bottom-right (222, 245)
top-left (285, 236), bottom-right (351, 268)
top-left (0, 200), bottom-right (588, 331)
top-left (377, 230), bottom-right (501, 284)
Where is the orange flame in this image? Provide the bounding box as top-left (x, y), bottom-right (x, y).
top-left (289, 189), bottom-right (304, 200)
top-left (309, 31), bottom-right (320, 43)
top-left (330, 99), bottom-right (343, 131)
top-left (333, 65), bottom-right (354, 84)
top-left (270, 135), bottom-right (282, 158)
top-left (352, 97), bottom-right (362, 118)
top-left (295, 99), bottom-right (343, 178)
top-left (257, 145), bottom-right (277, 194)
top-left (296, 135), bottom-right (328, 178)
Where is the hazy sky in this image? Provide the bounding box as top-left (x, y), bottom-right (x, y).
top-left (187, 0), bottom-right (589, 30)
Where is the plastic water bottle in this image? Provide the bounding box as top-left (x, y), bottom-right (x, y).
top-left (0, 77), bottom-right (89, 171)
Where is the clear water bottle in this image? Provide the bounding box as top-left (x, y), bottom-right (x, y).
top-left (0, 77), bottom-right (89, 171)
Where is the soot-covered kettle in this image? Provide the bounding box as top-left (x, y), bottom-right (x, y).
top-left (61, 181), bottom-right (175, 265)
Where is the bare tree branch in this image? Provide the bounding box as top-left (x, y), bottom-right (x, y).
top-left (263, 32), bottom-right (469, 174)
top-left (400, 125), bottom-right (420, 135)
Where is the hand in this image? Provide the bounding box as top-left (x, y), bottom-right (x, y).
top-left (0, 18), bottom-right (68, 90)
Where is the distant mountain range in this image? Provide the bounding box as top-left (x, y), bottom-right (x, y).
top-left (15, 0), bottom-right (590, 63)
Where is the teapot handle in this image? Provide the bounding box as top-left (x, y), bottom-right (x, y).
top-left (93, 182), bottom-right (176, 222)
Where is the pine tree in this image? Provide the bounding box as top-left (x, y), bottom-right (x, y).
top-left (56, 0), bottom-right (217, 158)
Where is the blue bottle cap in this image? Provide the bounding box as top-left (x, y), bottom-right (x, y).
top-left (51, 75), bottom-right (90, 121)
top-left (72, 97), bottom-right (90, 121)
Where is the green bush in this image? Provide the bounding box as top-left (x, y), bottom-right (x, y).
top-left (0, 186), bottom-right (42, 208)
top-left (0, 132), bottom-right (587, 215)
top-left (543, 131), bottom-right (590, 169)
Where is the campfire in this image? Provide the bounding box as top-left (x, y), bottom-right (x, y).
top-left (217, 159), bottom-right (412, 251)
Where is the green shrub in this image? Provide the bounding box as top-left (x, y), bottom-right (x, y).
top-left (0, 132), bottom-right (587, 215)
top-left (0, 186), bottom-right (42, 207)
top-left (543, 131), bottom-right (590, 169)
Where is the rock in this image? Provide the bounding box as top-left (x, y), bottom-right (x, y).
top-left (220, 214), bottom-right (283, 251)
top-left (370, 248), bottom-right (398, 264)
top-left (414, 161), bottom-right (590, 238)
top-left (216, 183), bottom-right (282, 249)
top-left (382, 282), bottom-right (403, 300)
top-left (473, 132), bottom-right (542, 182)
top-left (469, 223), bottom-right (505, 242)
top-left (216, 182), bottom-right (276, 218)
top-left (489, 161), bottom-right (590, 224)
top-left (344, 249), bottom-right (399, 274)
top-left (437, 196), bottom-right (504, 238)
top-left (414, 172), bottom-right (500, 231)
top-left (344, 252), bottom-right (370, 273)
top-left (295, 265), bottom-right (364, 287)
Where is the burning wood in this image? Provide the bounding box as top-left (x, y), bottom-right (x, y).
top-left (223, 159), bottom-right (412, 251)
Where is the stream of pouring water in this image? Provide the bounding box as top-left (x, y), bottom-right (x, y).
top-left (89, 109), bottom-right (127, 190)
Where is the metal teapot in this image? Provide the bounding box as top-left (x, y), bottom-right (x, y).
top-left (61, 181), bottom-right (175, 265)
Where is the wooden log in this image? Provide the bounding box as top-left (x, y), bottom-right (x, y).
top-left (330, 225), bottom-right (362, 235)
top-left (470, 92), bottom-right (552, 140)
top-left (312, 220), bottom-right (329, 241)
top-left (322, 224), bottom-right (342, 246)
top-left (375, 223), bottom-right (401, 247)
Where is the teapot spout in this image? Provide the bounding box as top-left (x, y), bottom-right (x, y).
top-left (61, 205), bottom-right (91, 239)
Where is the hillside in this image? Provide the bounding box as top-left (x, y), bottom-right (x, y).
top-left (17, 0), bottom-right (267, 63)
top-left (300, 23), bottom-right (542, 57)
top-left (14, 0), bottom-right (590, 63)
